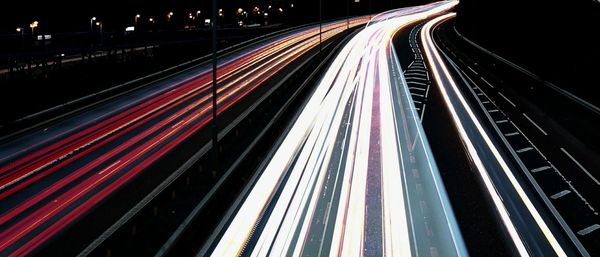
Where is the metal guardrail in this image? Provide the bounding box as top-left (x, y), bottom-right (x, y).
top-left (0, 24), bottom-right (312, 142)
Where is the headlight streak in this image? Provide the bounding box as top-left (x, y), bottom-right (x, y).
top-left (0, 18), bottom-right (370, 257)
top-left (420, 13), bottom-right (568, 257)
top-left (210, 1), bottom-right (468, 257)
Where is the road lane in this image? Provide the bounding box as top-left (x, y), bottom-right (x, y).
top-left (207, 2), bottom-right (468, 257)
top-left (0, 18), bottom-right (370, 257)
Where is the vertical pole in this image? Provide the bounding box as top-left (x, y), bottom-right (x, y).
top-left (346, 0), bottom-right (350, 30)
top-left (211, 0), bottom-right (219, 175)
top-left (319, 0), bottom-right (322, 53)
top-left (369, 0), bottom-right (372, 19)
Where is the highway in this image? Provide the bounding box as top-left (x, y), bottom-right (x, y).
top-left (203, 1), bottom-right (469, 257)
top-left (0, 18), bottom-right (369, 257)
top-left (421, 12), bottom-right (599, 257)
top-left (2, 1), bottom-right (597, 257)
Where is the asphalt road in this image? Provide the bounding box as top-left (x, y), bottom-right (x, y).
top-left (393, 22), bottom-right (517, 257)
top-left (0, 18), bottom-right (369, 257)
top-left (205, 2), bottom-right (468, 257)
top-left (423, 13), bottom-right (600, 257)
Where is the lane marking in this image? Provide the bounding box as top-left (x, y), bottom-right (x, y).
top-left (504, 132), bottom-right (519, 137)
top-left (406, 81), bottom-right (427, 86)
top-left (498, 92), bottom-right (517, 107)
top-left (531, 166), bottom-right (551, 173)
top-left (495, 119), bottom-right (508, 124)
top-left (560, 148), bottom-right (600, 185)
top-left (577, 224), bottom-right (600, 236)
top-left (407, 77), bottom-right (429, 82)
top-left (516, 147), bottom-right (533, 153)
top-left (467, 66), bottom-right (478, 75)
top-left (481, 77), bottom-right (494, 88)
top-left (523, 114), bottom-right (548, 136)
top-left (550, 190), bottom-right (570, 200)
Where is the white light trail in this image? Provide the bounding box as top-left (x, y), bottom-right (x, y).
top-left (421, 12), bottom-right (568, 257)
top-left (210, 2), bottom-right (466, 257)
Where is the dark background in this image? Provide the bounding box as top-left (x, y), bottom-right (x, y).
top-left (1, 0), bottom-right (598, 119)
top-left (456, 0), bottom-right (600, 103)
top-left (0, 0), bottom-right (426, 33)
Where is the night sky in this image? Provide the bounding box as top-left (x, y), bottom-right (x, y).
top-left (0, 0), bottom-right (427, 33)
top-left (2, 0), bottom-right (598, 96)
top-left (456, 0), bottom-right (600, 98)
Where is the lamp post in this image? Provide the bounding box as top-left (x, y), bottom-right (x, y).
top-left (211, 0), bottom-right (219, 175)
top-left (90, 17), bottom-right (97, 32)
top-left (96, 21), bottom-right (103, 45)
top-left (135, 14), bottom-right (141, 26)
top-left (30, 21), bottom-right (38, 35)
top-left (346, 0), bottom-right (350, 29)
top-left (319, 0), bottom-right (322, 52)
top-left (17, 27), bottom-right (24, 49)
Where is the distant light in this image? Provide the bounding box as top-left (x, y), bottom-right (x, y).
top-left (60, 53), bottom-right (65, 57)
top-left (136, 14), bottom-right (141, 18)
top-left (149, 18), bottom-right (154, 22)
top-left (197, 10), bottom-right (201, 15)
top-left (290, 3), bottom-right (294, 8)
top-left (264, 12), bottom-right (269, 17)
top-left (205, 19), bottom-right (211, 25)
top-left (92, 17), bottom-right (97, 21)
top-left (37, 34), bottom-right (51, 40)
top-left (279, 8), bottom-right (283, 12)
top-left (96, 22), bottom-right (101, 26)
top-left (125, 26), bottom-right (135, 32)
top-left (16, 27), bottom-right (22, 32)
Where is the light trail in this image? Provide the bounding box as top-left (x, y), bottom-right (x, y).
top-left (421, 12), bottom-right (569, 257)
top-left (0, 18), bottom-right (369, 257)
top-left (208, 1), bottom-right (468, 257)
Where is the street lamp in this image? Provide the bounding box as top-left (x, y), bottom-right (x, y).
top-left (95, 21), bottom-right (103, 44)
top-left (90, 17), bottom-right (97, 32)
top-left (149, 17), bottom-right (155, 30)
top-left (135, 14), bottom-right (141, 26)
top-left (167, 11), bottom-right (174, 22)
top-left (30, 21), bottom-right (38, 35)
top-left (16, 27), bottom-right (25, 49)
